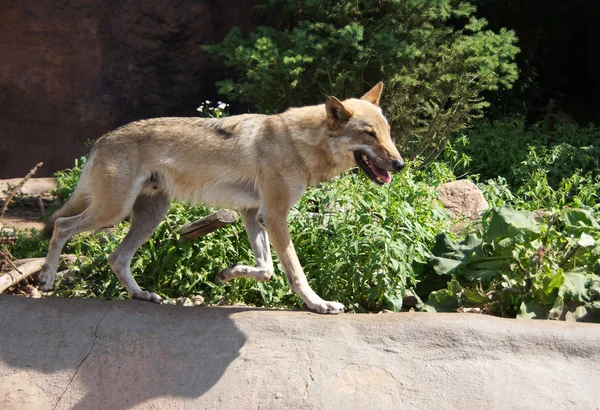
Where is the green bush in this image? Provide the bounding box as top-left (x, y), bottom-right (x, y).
top-left (425, 206), bottom-right (600, 321)
top-left (457, 116), bottom-right (600, 190)
top-left (455, 115), bottom-right (600, 212)
top-left (204, 0), bottom-right (518, 160)
top-left (52, 156), bottom-right (88, 204)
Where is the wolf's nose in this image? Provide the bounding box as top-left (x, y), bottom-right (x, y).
top-left (391, 158), bottom-right (405, 172)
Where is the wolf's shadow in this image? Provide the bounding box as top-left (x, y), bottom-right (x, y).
top-left (0, 296), bottom-right (246, 409)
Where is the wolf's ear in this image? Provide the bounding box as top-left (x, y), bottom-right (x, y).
top-left (360, 82), bottom-right (384, 106)
top-left (325, 97), bottom-right (353, 130)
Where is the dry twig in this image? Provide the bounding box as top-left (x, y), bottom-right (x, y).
top-left (0, 161), bottom-right (44, 219)
top-left (180, 209), bottom-right (239, 241)
top-left (0, 254), bottom-right (81, 294)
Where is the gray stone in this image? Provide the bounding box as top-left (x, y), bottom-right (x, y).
top-left (176, 297), bottom-right (193, 307)
top-left (1, 295), bottom-right (599, 409)
top-left (438, 179), bottom-right (489, 219)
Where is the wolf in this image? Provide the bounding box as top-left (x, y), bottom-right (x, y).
top-left (38, 82), bottom-right (404, 314)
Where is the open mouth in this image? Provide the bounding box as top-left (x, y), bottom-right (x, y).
top-left (354, 151), bottom-right (392, 185)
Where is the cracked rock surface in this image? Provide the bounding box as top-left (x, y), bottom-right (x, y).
top-left (1, 295), bottom-right (599, 409)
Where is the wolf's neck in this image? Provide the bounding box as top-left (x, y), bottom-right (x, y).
top-left (281, 105), bottom-right (349, 185)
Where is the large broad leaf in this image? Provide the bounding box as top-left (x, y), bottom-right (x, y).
top-left (430, 257), bottom-right (462, 276)
top-left (432, 233), bottom-right (481, 259)
top-left (384, 292), bottom-right (403, 312)
top-left (430, 233), bottom-right (501, 283)
top-left (559, 268), bottom-right (590, 303)
top-left (518, 301), bottom-right (551, 320)
top-left (563, 208), bottom-right (600, 236)
top-left (578, 233), bottom-right (596, 248)
top-left (589, 275), bottom-right (600, 299)
top-left (548, 296), bottom-right (565, 320)
top-left (565, 306), bottom-right (591, 322)
top-left (423, 280), bottom-right (463, 312)
top-left (423, 289), bottom-right (460, 312)
top-left (484, 207), bottom-right (540, 244)
top-left (460, 260), bottom-right (503, 283)
top-left (534, 271), bottom-right (564, 305)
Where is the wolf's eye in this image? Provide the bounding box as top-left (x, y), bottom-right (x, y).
top-left (365, 130), bottom-right (377, 138)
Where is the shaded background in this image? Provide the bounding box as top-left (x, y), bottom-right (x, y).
top-left (0, 0), bottom-right (269, 177)
top-left (474, 0), bottom-right (600, 124)
top-left (0, 0), bottom-right (598, 177)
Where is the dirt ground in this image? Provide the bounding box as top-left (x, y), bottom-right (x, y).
top-left (0, 178), bottom-right (56, 232)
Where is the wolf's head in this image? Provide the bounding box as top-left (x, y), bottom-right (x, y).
top-left (326, 82), bottom-right (405, 185)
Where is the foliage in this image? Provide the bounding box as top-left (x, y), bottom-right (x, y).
top-left (204, 0), bottom-right (518, 161)
top-left (7, 229), bottom-right (49, 260)
top-left (1, 183), bottom-right (36, 210)
top-left (197, 100), bottom-right (230, 118)
top-left (424, 206), bottom-right (600, 322)
top-left (456, 115), bottom-right (600, 191)
top-left (52, 156), bottom-right (88, 204)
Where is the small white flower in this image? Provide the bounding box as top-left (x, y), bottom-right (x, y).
top-left (217, 101), bottom-right (222, 105)
top-left (205, 100), bottom-right (210, 104)
top-left (218, 102), bottom-right (227, 109)
top-left (197, 106), bottom-right (202, 112)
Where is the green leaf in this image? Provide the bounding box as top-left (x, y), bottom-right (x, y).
top-left (577, 233), bottom-right (595, 248)
top-left (517, 301), bottom-right (551, 320)
top-left (565, 306), bottom-right (591, 322)
top-left (385, 293), bottom-right (403, 312)
top-left (423, 280), bottom-right (463, 312)
top-left (589, 276), bottom-right (600, 299)
top-left (461, 266), bottom-right (500, 283)
top-left (563, 208), bottom-right (600, 235)
top-left (484, 207), bottom-right (539, 244)
top-left (430, 257), bottom-right (462, 276)
top-left (463, 288), bottom-right (487, 305)
top-left (559, 268), bottom-right (590, 303)
top-left (423, 289), bottom-right (460, 312)
top-left (432, 233), bottom-right (481, 259)
top-left (548, 296), bottom-right (565, 320)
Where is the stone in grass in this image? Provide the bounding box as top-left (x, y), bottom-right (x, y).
top-left (438, 180), bottom-right (489, 220)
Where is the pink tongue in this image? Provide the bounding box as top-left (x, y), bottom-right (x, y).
top-left (370, 162), bottom-right (392, 184)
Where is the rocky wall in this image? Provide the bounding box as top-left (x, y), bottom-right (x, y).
top-left (0, 0), bottom-right (268, 177)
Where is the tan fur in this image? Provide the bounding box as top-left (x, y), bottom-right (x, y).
top-left (39, 83), bottom-right (404, 314)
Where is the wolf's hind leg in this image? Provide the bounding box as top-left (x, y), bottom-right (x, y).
top-left (218, 208), bottom-right (274, 283)
top-left (108, 192), bottom-right (170, 304)
top-left (39, 211), bottom-right (102, 291)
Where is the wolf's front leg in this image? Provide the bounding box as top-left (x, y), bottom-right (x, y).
top-left (259, 210), bottom-right (345, 314)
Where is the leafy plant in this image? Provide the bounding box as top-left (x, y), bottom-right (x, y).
top-left (457, 115), bottom-right (600, 187)
top-left (197, 100), bottom-right (230, 118)
top-left (424, 206), bottom-right (600, 322)
top-left (52, 156), bottom-right (87, 204)
top-left (204, 0), bottom-right (518, 161)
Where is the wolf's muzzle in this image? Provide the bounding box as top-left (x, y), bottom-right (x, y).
top-left (391, 159), bottom-right (405, 172)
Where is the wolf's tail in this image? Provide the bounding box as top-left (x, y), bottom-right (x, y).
top-left (42, 187), bottom-right (89, 238)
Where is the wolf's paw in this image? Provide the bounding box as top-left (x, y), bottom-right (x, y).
top-left (217, 264), bottom-right (238, 284)
top-left (311, 301), bottom-right (346, 315)
top-left (132, 291), bottom-right (163, 304)
top-left (37, 266), bottom-right (56, 291)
